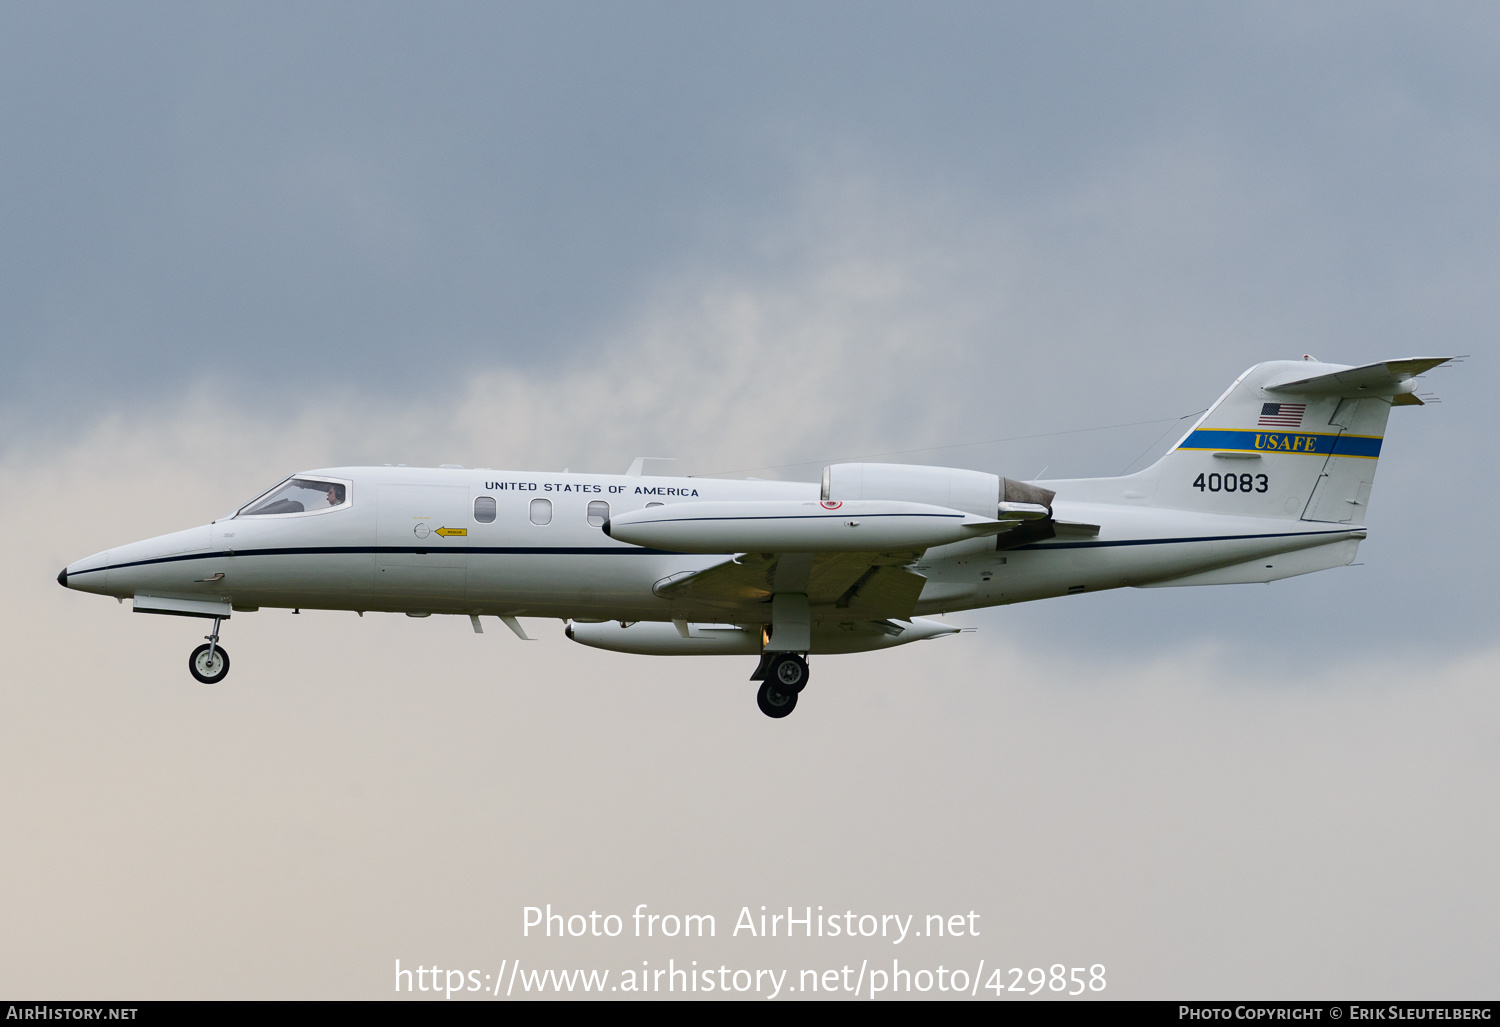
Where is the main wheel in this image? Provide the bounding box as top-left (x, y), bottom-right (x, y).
top-left (768, 653), bottom-right (809, 694)
top-left (189, 643), bottom-right (230, 684)
top-left (757, 679), bottom-right (798, 719)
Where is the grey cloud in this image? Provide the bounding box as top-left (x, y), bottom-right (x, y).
top-left (3, 3), bottom-right (1497, 425)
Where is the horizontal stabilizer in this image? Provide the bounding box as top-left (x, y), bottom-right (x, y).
top-left (1265, 357), bottom-right (1453, 397)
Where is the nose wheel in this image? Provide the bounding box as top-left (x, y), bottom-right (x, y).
top-left (755, 653), bottom-right (808, 718)
top-left (188, 617), bottom-right (230, 684)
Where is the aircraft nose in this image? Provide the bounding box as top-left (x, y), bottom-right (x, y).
top-left (57, 566), bottom-right (68, 588)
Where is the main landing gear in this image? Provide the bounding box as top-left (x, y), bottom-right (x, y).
top-left (754, 652), bottom-right (808, 719)
top-left (188, 617), bottom-right (230, 684)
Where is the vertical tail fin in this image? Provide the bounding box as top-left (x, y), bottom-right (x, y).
top-left (1054, 357), bottom-right (1451, 521)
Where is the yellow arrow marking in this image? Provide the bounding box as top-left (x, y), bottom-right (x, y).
top-left (434, 527), bottom-right (468, 537)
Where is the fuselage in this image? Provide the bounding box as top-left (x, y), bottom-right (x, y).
top-left (61, 465), bottom-right (1364, 627)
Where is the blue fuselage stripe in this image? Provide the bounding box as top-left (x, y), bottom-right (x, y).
top-left (633, 512), bottom-right (961, 523)
top-left (67, 545), bottom-right (677, 575)
top-left (69, 529), bottom-right (1357, 575)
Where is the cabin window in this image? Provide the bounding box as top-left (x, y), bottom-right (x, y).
top-left (529, 498), bottom-right (552, 525)
top-left (587, 500), bottom-right (610, 527)
top-left (474, 496), bottom-right (496, 523)
top-left (646, 502), bottom-right (664, 508)
top-left (240, 477), bottom-right (349, 516)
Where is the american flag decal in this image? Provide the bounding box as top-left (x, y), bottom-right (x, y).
top-left (1258, 402), bottom-right (1306, 427)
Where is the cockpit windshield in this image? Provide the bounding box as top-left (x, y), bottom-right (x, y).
top-left (239, 477), bottom-right (349, 517)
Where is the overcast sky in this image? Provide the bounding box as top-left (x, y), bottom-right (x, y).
top-left (2, 1), bottom-right (1496, 999)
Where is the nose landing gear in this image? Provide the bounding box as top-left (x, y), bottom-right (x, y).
top-left (189, 617), bottom-right (230, 684)
top-left (754, 652), bottom-right (808, 718)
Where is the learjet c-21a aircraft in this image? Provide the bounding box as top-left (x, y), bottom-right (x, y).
top-left (59, 357), bottom-right (1451, 718)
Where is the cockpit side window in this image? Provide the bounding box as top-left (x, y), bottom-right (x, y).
top-left (239, 477), bottom-right (350, 517)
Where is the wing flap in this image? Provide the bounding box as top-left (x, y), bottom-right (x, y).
top-left (654, 554), bottom-right (777, 604)
top-left (654, 550), bottom-right (928, 619)
top-left (832, 564), bottom-right (927, 615)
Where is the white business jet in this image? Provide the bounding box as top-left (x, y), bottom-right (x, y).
top-left (59, 357), bottom-right (1451, 718)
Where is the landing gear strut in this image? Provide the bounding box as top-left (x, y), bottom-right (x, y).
top-left (189, 617), bottom-right (230, 684)
top-left (755, 653), bottom-right (808, 718)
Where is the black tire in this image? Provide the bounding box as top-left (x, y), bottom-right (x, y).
top-left (189, 643), bottom-right (230, 684)
top-left (768, 653), bottom-right (809, 694)
top-left (757, 679), bottom-right (798, 719)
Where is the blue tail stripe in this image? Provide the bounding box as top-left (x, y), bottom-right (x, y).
top-left (1178, 429), bottom-right (1383, 459)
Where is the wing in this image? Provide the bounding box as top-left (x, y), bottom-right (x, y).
top-left (653, 549), bottom-right (929, 621)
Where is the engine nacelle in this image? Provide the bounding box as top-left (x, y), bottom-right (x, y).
top-left (822, 463), bottom-right (1055, 516)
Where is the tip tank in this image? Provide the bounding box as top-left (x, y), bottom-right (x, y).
top-left (566, 617), bottom-right (962, 655)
